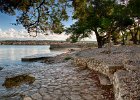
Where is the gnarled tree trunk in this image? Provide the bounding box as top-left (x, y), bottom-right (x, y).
top-left (94, 29), bottom-right (105, 48)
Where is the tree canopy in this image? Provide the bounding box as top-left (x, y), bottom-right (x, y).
top-left (0, 0), bottom-right (140, 47)
top-left (0, 0), bottom-right (71, 35)
top-left (67, 0), bottom-right (140, 47)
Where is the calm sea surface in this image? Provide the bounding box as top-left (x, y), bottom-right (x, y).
top-left (0, 45), bottom-right (64, 66)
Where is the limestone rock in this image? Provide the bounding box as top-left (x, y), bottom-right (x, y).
top-left (113, 70), bottom-right (140, 100)
top-left (23, 97), bottom-right (32, 100)
top-left (98, 74), bottom-right (111, 85)
top-left (73, 57), bottom-right (88, 69)
top-left (31, 93), bottom-right (42, 100)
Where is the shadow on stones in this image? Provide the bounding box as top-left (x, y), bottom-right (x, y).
top-left (2, 74), bottom-right (35, 88)
top-left (88, 70), bottom-right (114, 100)
top-left (100, 85), bottom-right (114, 100)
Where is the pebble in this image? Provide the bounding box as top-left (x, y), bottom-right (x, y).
top-left (31, 93), bottom-right (42, 100)
top-left (42, 94), bottom-right (52, 100)
top-left (23, 97), bottom-right (32, 100)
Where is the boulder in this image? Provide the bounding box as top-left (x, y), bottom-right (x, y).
top-left (113, 70), bottom-right (140, 100)
top-left (98, 73), bottom-right (111, 85)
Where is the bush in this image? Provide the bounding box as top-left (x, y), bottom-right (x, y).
top-left (64, 56), bottom-right (73, 60)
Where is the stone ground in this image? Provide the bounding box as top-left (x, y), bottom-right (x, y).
top-left (73, 45), bottom-right (140, 100)
top-left (0, 61), bottom-right (113, 100)
top-left (75, 45), bottom-right (140, 66)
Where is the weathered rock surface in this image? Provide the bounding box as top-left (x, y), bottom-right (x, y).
top-left (73, 46), bottom-right (140, 100)
top-left (22, 56), bottom-right (53, 62)
top-left (0, 61), bottom-right (113, 100)
top-left (113, 69), bottom-right (140, 100)
top-left (0, 45), bottom-right (139, 100)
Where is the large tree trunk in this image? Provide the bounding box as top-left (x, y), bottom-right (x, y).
top-left (129, 28), bottom-right (138, 44)
top-left (97, 36), bottom-right (103, 48)
top-left (121, 32), bottom-right (125, 45)
top-left (139, 33), bottom-right (140, 44)
top-left (112, 34), bottom-right (118, 45)
top-left (94, 30), bottom-right (104, 48)
top-left (108, 32), bottom-right (111, 54)
top-left (131, 33), bottom-right (138, 44)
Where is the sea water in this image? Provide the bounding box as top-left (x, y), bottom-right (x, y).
top-left (0, 45), bottom-right (64, 67)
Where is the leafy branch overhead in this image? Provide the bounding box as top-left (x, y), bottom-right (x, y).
top-left (0, 0), bottom-right (72, 35)
top-left (0, 0), bottom-right (140, 46)
top-left (66, 0), bottom-right (140, 47)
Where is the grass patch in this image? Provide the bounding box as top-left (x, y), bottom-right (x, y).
top-left (64, 56), bottom-right (73, 60)
top-left (2, 74), bottom-right (35, 88)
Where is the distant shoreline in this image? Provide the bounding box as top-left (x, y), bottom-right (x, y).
top-left (0, 40), bottom-right (65, 45)
top-left (0, 40), bottom-right (97, 49)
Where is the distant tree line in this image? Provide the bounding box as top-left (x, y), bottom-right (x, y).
top-left (0, 0), bottom-right (140, 48)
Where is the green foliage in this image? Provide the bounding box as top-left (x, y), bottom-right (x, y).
top-left (101, 18), bottom-right (112, 29)
top-left (65, 20), bottom-right (91, 42)
top-left (67, 0), bottom-right (121, 47)
top-left (0, 0), bottom-right (70, 34)
top-left (128, 0), bottom-right (140, 17)
top-left (64, 56), bottom-right (72, 60)
top-left (68, 0), bottom-right (137, 47)
top-left (0, 0), bottom-right (140, 45)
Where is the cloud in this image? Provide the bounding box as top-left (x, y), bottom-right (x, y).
top-left (0, 28), bottom-right (97, 41)
top-left (0, 28), bottom-right (70, 40)
top-left (81, 32), bottom-right (97, 41)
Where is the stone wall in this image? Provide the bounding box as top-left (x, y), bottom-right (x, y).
top-left (73, 57), bottom-right (124, 83)
top-left (73, 57), bottom-right (140, 100)
top-left (113, 70), bottom-right (140, 100)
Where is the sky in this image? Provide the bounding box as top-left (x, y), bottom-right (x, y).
top-left (0, 12), bottom-right (68, 40)
top-left (0, 9), bottom-right (74, 31)
top-left (0, 13), bottom-right (23, 31)
top-left (0, 9), bottom-right (96, 41)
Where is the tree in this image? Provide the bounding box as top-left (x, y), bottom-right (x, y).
top-left (66, 20), bottom-right (92, 43)
top-left (70, 0), bottom-right (117, 48)
top-left (69, 0), bottom-right (136, 48)
top-left (68, 0), bottom-right (133, 48)
top-left (125, 0), bottom-right (140, 44)
top-left (0, 0), bottom-right (139, 46)
top-left (112, 4), bottom-right (134, 45)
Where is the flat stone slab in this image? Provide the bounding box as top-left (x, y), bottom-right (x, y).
top-left (21, 54), bottom-right (57, 62)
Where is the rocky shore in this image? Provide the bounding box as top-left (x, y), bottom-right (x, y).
top-left (0, 45), bottom-right (139, 100)
top-left (0, 58), bottom-right (113, 100)
top-left (31, 45), bottom-right (140, 100)
top-left (73, 45), bottom-right (140, 100)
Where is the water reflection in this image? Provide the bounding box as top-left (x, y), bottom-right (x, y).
top-left (0, 45), bottom-right (50, 65)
